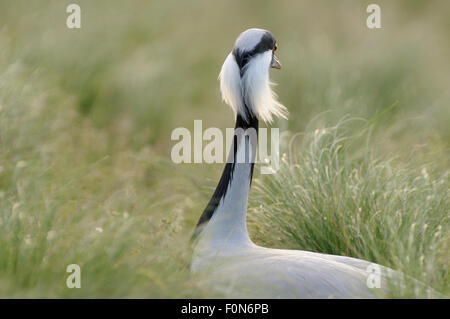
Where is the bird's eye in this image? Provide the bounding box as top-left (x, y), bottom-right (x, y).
top-left (273, 45), bottom-right (277, 52)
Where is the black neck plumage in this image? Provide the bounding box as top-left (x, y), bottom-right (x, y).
top-left (192, 110), bottom-right (258, 239)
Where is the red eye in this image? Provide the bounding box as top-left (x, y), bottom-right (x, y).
top-left (273, 45), bottom-right (277, 52)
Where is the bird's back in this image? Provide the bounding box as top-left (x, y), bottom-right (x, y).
top-left (192, 244), bottom-right (396, 298)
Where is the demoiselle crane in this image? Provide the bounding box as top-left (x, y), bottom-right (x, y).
top-left (191, 28), bottom-right (409, 298)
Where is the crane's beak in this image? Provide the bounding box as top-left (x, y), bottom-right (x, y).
top-left (271, 54), bottom-right (282, 69)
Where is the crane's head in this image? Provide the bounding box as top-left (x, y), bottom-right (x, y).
top-left (219, 28), bottom-right (288, 123)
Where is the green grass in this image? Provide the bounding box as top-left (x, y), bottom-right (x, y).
top-left (0, 0), bottom-right (449, 297)
top-left (249, 119), bottom-right (448, 297)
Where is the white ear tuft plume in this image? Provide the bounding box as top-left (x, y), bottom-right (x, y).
top-left (242, 51), bottom-right (288, 123)
top-left (218, 51), bottom-right (288, 123)
top-left (218, 53), bottom-right (245, 121)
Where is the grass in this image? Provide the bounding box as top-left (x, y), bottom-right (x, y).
top-left (249, 118), bottom-right (449, 297)
top-left (0, 0), bottom-right (449, 297)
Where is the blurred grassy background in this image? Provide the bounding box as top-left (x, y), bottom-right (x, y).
top-left (0, 0), bottom-right (448, 297)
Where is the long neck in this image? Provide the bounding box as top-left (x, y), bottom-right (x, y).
top-left (193, 111), bottom-right (258, 247)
